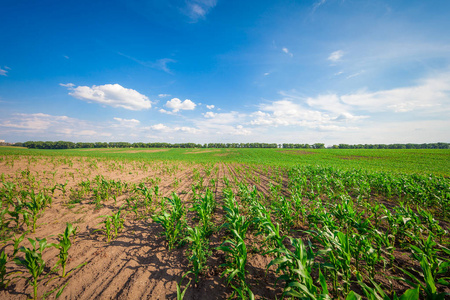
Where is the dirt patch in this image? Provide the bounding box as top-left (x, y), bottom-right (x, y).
top-left (214, 153), bottom-right (232, 157)
top-left (185, 150), bottom-right (220, 154)
top-left (278, 150), bottom-right (316, 155)
top-left (79, 148), bottom-right (120, 151)
top-left (114, 149), bottom-right (170, 154)
top-left (339, 155), bottom-right (382, 160)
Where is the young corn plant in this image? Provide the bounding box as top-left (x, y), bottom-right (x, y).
top-left (95, 215), bottom-right (114, 243)
top-left (135, 184), bottom-right (154, 214)
top-left (357, 274), bottom-right (420, 300)
top-left (25, 191), bottom-right (50, 233)
top-left (191, 189), bottom-right (216, 236)
top-left (266, 237), bottom-right (330, 299)
top-left (0, 250), bottom-right (21, 289)
top-left (312, 227), bottom-right (353, 297)
top-left (111, 208), bottom-right (125, 239)
top-left (398, 255), bottom-right (450, 300)
top-left (8, 197), bottom-right (30, 230)
top-left (217, 230), bottom-right (254, 300)
top-left (52, 223), bottom-right (78, 277)
top-left (14, 238), bottom-right (51, 300)
top-left (185, 226), bottom-right (211, 283)
top-left (152, 193), bottom-right (187, 250)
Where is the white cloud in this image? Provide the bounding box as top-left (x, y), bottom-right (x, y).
top-left (206, 104), bottom-right (215, 109)
top-left (0, 113), bottom-right (69, 130)
top-left (203, 111), bottom-right (216, 118)
top-left (174, 126), bottom-right (200, 134)
top-left (233, 125), bottom-right (252, 136)
top-left (306, 94), bottom-right (345, 114)
top-left (159, 108), bottom-right (176, 115)
top-left (264, 72), bottom-right (270, 76)
top-left (0, 113), bottom-right (110, 138)
top-left (200, 111), bottom-right (243, 125)
top-left (185, 0), bottom-right (217, 20)
top-left (158, 94), bottom-right (171, 98)
top-left (341, 72), bottom-right (450, 112)
top-left (251, 100), bottom-right (329, 127)
top-left (328, 50), bottom-right (344, 62)
top-left (282, 47), bottom-right (293, 57)
top-left (59, 83), bottom-right (74, 88)
top-left (346, 70), bottom-right (365, 79)
top-left (165, 98), bottom-right (197, 112)
top-left (62, 83), bottom-right (152, 111)
top-left (151, 123), bottom-right (169, 131)
top-left (113, 117), bottom-right (140, 127)
top-left (0, 67), bottom-right (9, 76)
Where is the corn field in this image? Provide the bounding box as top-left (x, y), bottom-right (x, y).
top-left (0, 151), bottom-right (449, 299)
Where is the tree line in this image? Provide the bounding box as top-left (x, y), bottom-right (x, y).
top-left (14, 141), bottom-right (449, 149)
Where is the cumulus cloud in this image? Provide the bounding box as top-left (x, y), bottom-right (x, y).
top-left (158, 94), bottom-right (171, 98)
top-left (328, 50), bottom-right (344, 62)
top-left (206, 104), bottom-right (215, 109)
top-left (199, 111), bottom-right (244, 125)
top-left (246, 72), bottom-right (450, 138)
top-left (159, 109), bottom-right (176, 115)
top-left (251, 100), bottom-right (329, 127)
top-left (203, 111), bottom-right (216, 118)
top-left (61, 83), bottom-right (152, 110)
top-left (164, 98), bottom-right (197, 112)
top-left (113, 117), bottom-right (140, 127)
top-left (151, 123), bottom-right (169, 131)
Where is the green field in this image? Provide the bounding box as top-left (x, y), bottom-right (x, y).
top-left (1, 147), bottom-right (449, 176)
top-left (1, 146), bottom-right (450, 299)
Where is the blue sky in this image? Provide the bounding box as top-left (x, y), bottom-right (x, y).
top-left (1, 0), bottom-right (449, 145)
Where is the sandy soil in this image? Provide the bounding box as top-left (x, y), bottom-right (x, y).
top-left (0, 157), bottom-right (282, 299)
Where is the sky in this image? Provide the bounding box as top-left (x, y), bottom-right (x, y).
top-left (1, 0), bottom-right (450, 145)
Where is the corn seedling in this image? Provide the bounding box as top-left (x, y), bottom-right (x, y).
top-left (217, 230), bottom-right (254, 300)
top-left (185, 226), bottom-right (211, 282)
top-left (152, 193), bottom-right (187, 250)
top-left (14, 238), bottom-right (51, 300)
top-left (51, 223), bottom-right (78, 277)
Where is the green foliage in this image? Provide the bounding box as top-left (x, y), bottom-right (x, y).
top-left (14, 238), bottom-right (51, 300)
top-left (95, 209), bottom-right (124, 243)
top-left (52, 223), bottom-right (77, 277)
top-left (185, 226), bottom-right (211, 282)
top-left (152, 193), bottom-right (187, 250)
